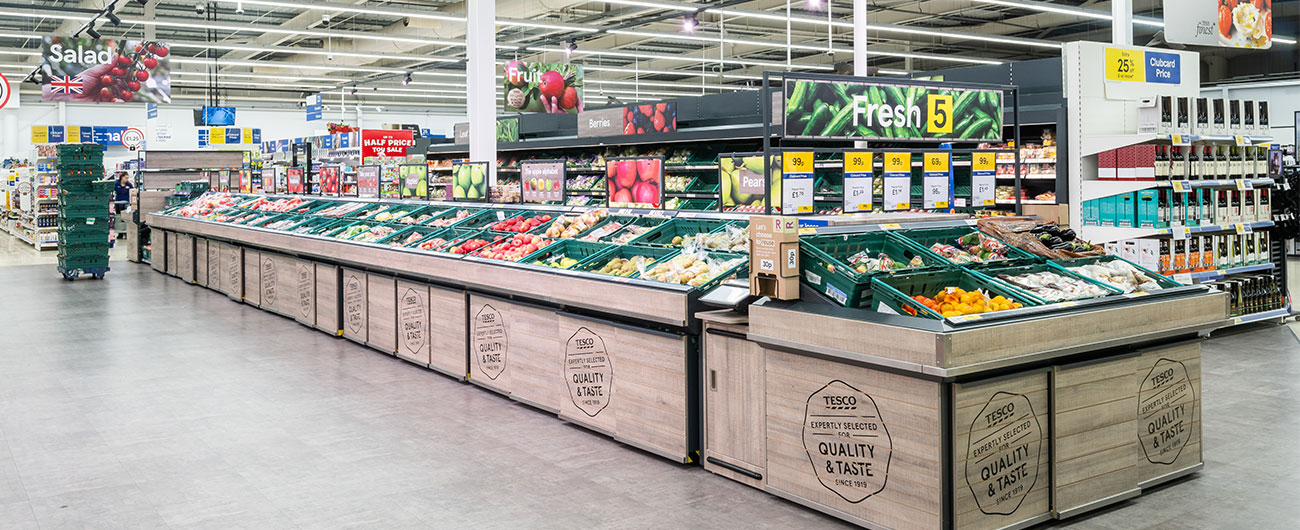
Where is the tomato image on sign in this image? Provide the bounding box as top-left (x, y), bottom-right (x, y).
top-left (40, 37), bottom-right (171, 103)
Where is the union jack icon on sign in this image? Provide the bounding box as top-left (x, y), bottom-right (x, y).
top-left (50, 76), bottom-right (84, 95)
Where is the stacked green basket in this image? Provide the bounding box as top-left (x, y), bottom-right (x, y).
top-left (55, 143), bottom-right (113, 275)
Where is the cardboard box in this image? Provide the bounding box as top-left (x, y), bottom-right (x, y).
top-left (1023, 203), bottom-right (1067, 225)
top-left (1173, 239), bottom-right (1188, 273)
top-left (1168, 190), bottom-right (1185, 226)
top-left (1138, 239), bottom-right (1161, 271)
top-left (1100, 195), bottom-right (1118, 226)
top-left (1186, 237), bottom-right (1201, 273)
top-left (1137, 189), bottom-right (1159, 228)
top-left (1123, 239), bottom-right (1140, 263)
top-left (1083, 199), bottom-right (1099, 226)
top-left (1136, 144), bottom-right (1156, 180)
top-left (1098, 149), bottom-right (1118, 180)
top-left (1116, 193), bottom-right (1136, 228)
top-left (1243, 189), bottom-right (1257, 222)
top-left (1117, 146), bottom-right (1137, 180)
top-left (749, 215), bottom-right (800, 300)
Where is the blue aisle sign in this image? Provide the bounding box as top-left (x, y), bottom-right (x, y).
top-left (146, 102), bottom-right (158, 119)
top-left (305, 93), bottom-right (323, 121)
top-left (92, 126), bottom-right (127, 145)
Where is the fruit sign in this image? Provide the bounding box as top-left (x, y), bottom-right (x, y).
top-left (451, 162), bottom-right (488, 201)
top-left (40, 37), bottom-right (171, 103)
top-left (357, 165), bottom-right (380, 199)
top-left (400, 164), bottom-right (427, 200)
top-left (319, 166), bottom-right (341, 197)
top-left (624, 102), bottom-right (676, 135)
top-left (784, 77), bottom-right (1002, 141)
top-left (521, 161), bottom-right (564, 204)
top-left (720, 154), bottom-right (769, 212)
top-left (606, 157), bottom-right (663, 209)
top-left (503, 61), bottom-right (583, 114)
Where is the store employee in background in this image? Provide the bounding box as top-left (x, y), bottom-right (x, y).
top-left (113, 172), bottom-right (133, 214)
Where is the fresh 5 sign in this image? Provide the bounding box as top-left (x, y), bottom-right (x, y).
top-left (1105, 48), bottom-right (1180, 84)
top-left (783, 78), bottom-right (1002, 141)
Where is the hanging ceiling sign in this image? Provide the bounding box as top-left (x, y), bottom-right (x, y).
top-left (1164, 0), bottom-right (1273, 49)
top-left (40, 37), bottom-right (171, 103)
top-left (503, 61), bottom-right (583, 114)
top-left (783, 77), bottom-right (1002, 142)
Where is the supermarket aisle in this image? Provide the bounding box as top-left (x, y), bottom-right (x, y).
top-left (0, 263), bottom-right (1296, 529)
top-left (0, 231), bottom-right (127, 267)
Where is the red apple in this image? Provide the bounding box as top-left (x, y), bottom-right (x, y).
top-left (613, 189), bottom-right (632, 205)
top-left (615, 160), bottom-right (637, 189)
top-left (637, 159), bottom-right (658, 182)
top-left (539, 70), bottom-right (564, 101)
top-left (560, 86), bottom-right (579, 110)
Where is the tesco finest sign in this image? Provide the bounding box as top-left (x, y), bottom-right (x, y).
top-left (361, 129), bottom-right (415, 158)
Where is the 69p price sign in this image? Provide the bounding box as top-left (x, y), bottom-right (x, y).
top-left (781, 151), bottom-right (814, 215)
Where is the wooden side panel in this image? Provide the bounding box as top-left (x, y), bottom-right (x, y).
top-left (394, 281), bottom-right (431, 366)
top-left (428, 286), bottom-right (467, 379)
top-left (314, 263), bottom-right (339, 334)
top-left (555, 315), bottom-right (691, 461)
top-left (341, 268), bottom-right (368, 343)
top-left (764, 349), bottom-right (943, 530)
top-left (242, 249), bottom-right (261, 307)
top-left (466, 294), bottom-right (513, 396)
top-left (703, 328), bottom-right (766, 488)
top-left (366, 273), bottom-right (397, 355)
top-left (293, 259), bottom-right (317, 326)
top-left (257, 253), bottom-right (284, 315)
top-left (194, 238), bottom-right (208, 287)
top-left (151, 229), bottom-right (166, 273)
top-left (221, 242), bottom-right (242, 301)
top-left (952, 372), bottom-right (1051, 530)
top-left (206, 239), bottom-right (221, 290)
top-left (1052, 356), bottom-right (1139, 515)
top-left (503, 300), bottom-right (562, 412)
top-left (1134, 342), bottom-right (1202, 486)
top-left (165, 231), bottom-right (178, 276)
top-left (176, 233), bottom-right (195, 284)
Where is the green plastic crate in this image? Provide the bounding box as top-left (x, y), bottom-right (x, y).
top-left (347, 203), bottom-right (399, 220)
top-left (892, 226), bottom-right (1039, 266)
top-left (678, 199), bottom-right (718, 210)
top-left (870, 269), bottom-right (1039, 320)
top-left (386, 205), bottom-right (443, 226)
top-left (58, 241), bottom-right (111, 255)
top-left (410, 228), bottom-right (476, 252)
top-left (57, 229), bottom-right (110, 245)
top-left (456, 209), bottom-right (524, 230)
top-left (573, 244), bottom-right (678, 277)
top-left (629, 218), bottom-right (734, 248)
top-left (379, 226), bottom-right (441, 247)
top-left (57, 254), bottom-right (109, 271)
top-left (432, 229), bottom-right (504, 254)
top-left (57, 209), bottom-right (109, 222)
top-left (577, 215), bottom-right (667, 243)
top-left (521, 239), bottom-right (614, 269)
top-left (291, 217), bottom-right (351, 235)
top-left (969, 262), bottom-right (1122, 304)
top-left (1050, 255), bottom-right (1183, 293)
top-left (636, 249), bottom-right (749, 291)
top-left (58, 194), bottom-right (109, 210)
top-left (800, 232), bottom-right (948, 308)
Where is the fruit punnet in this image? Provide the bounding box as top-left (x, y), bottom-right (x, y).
top-left (929, 232), bottom-right (1012, 263)
top-left (594, 256), bottom-right (654, 277)
top-left (545, 209), bottom-right (608, 238)
top-left (908, 288), bottom-right (1022, 318)
top-left (476, 234), bottom-right (550, 262)
top-left (642, 252), bottom-right (745, 288)
top-left (429, 209), bottom-right (472, 227)
top-left (491, 214), bottom-right (552, 233)
top-left (843, 249), bottom-right (927, 273)
top-left (611, 225), bottom-right (651, 244)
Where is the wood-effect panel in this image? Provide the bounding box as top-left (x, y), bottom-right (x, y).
top-left (341, 268), bottom-right (368, 343)
top-left (176, 233), bottom-right (195, 283)
top-left (366, 274), bottom-right (397, 355)
top-left (143, 150), bottom-right (244, 171)
top-left (315, 263), bottom-right (339, 334)
top-left (221, 242), bottom-right (243, 301)
top-left (1052, 356), bottom-right (1139, 516)
top-left (165, 231), bottom-right (178, 277)
top-left (206, 239), bottom-right (221, 291)
top-left (1133, 342), bottom-right (1202, 486)
top-left (428, 286), bottom-right (467, 379)
top-left (150, 229), bottom-right (166, 273)
top-left (293, 259), bottom-right (317, 327)
top-left (394, 281), bottom-right (430, 366)
top-left (242, 249), bottom-right (261, 307)
top-left (703, 325), bottom-right (766, 488)
top-left (194, 238), bottom-right (208, 287)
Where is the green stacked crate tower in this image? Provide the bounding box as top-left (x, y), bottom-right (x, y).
top-left (55, 143), bottom-right (113, 278)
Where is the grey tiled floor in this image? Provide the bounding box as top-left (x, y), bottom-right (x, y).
top-left (0, 261), bottom-right (1297, 529)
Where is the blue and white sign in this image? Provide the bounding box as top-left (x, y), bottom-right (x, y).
top-left (198, 128), bottom-right (209, 147)
top-left (322, 135), bottom-right (335, 149)
top-left (146, 102), bottom-right (158, 119)
top-left (92, 126), bottom-right (127, 145)
top-left (842, 151), bottom-right (875, 214)
top-left (305, 93), bottom-right (323, 121)
top-left (1144, 51), bottom-right (1181, 85)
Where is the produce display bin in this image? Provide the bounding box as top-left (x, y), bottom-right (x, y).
top-left (366, 273), bottom-right (397, 355)
top-left (582, 215), bottom-right (669, 243)
top-left (418, 207), bottom-right (483, 227)
top-left (799, 232), bottom-right (945, 308)
top-left (629, 218), bottom-right (733, 248)
top-left (635, 249), bottom-right (750, 293)
top-left (428, 285), bottom-right (468, 379)
top-left (467, 294), bottom-right (561, 411)
top-left (57, 253), bottom-right (109, 271)
top-left (893, 226), bottom-right (1039, 266)
top-left (968, 262), bottom-right (1122, 304)
top-left (341, 267), bottom-right (368, 343)
top-left (377, 226), bottom-right (440, 248)
top-left (571, 244), bottom-right (678, 276)
top-left (870, 268), bottom-right (1041, 319)
top-left (522, 239), bottom-right (613, 268)
top-left (1051, 255), bottom-right (1183, 291)
top-left (454, 208), bottom-right (515, 229)
top-left (1132, 341), bottom-right (1202, 489)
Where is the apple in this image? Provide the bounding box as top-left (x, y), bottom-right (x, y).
top-left (615, 160), bottom-right (637, 189)
top-left (613, 189), bottom-right (632, 205)
top-left (539, 70), bottom-right (565, 101)
top-left (637, 159), bottom-right (658, 182)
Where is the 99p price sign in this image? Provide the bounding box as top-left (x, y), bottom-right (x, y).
top-left (971, 152), bottom-right (996, 207)
top-left (883, 152), bottom-right (911, 211)
top-left (843, 151), bottom-right (874, 213)
top-left (781, 151), bottom-right (814, 215)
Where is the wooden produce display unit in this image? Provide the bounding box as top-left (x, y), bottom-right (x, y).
top-left (194, 237), bottom-right (209, 288)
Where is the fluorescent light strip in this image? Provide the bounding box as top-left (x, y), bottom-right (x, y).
top-left (0, 32), bottom-right (41, 40)
top-left (217, 0), bottom-right (465, 22)
top-left (608, 29), bottom-right (1001, 65)
top-left (971, 0), bottom-right (1290, 43)
top-left (0, 50), bottom-right (39, 56)
top-left (167, 42), bottom-right (458, 63)
top-left (171, 57), bottom-right (406, 74)
top-left (600, 0), bottom-right (696, 12)
top-left (526, 46), bottom-right (835, 70)
top-left (169, 70), bottom-right (345, 83)
top-left (497, 19), bottom-right (599, 34)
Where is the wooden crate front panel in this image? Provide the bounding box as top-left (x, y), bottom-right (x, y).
top-left (206, 239), bottom-right (221, 290)
top-left (428, 286), bottom-right (467, 379)
top-left (1052, 356), bottom-right (1139, 514)
top-left (1134, 342), bottom-right (1202, 485)
top-left (952, 372), bottom-right (1051, 530)
top-left (151, 230), bottom-right (166, 273)
top-left (194, 238), bottom-right (209, 287)
top-left (703, 328), bottom-right (766, 485)
top-left (242, 249), bottom-right (262, 307)
top-left (764, 349), bottom-right (943, 530)
top-left (221, 243), bottom-right (243, 301)
top-left (556, 315), bottom-right (691, 461)
top-left (366, 274), bottom-right (397, 354)
top-left (467, 295), bottom-right (513, 395)
top-left (315, 263), bottom-right (339, 334)
top-left (165, 231), bottom-right (178, 276)
top-left (176, 233), bottom-right (195, 283)
top-left (394, 281), bottom-right (431, 366)
top-left (293, 260), bottom-right (317, 326)
top-left (258, 252), bottom-right (287, 316)
top-left (341, 268), bottom-right (368, 342)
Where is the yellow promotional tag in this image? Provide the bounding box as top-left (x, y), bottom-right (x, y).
top-left (66, 126), bottom-right (80, 143)
top-left (1104, 47), bottom-right (1144, 82)
top-left (1170, 134), bottom-right (1183, 145)
top-left (982, 199), bottom-right (996, 206)
top-left (1171, 181), bottom-right (1187, 193)
top-left (844, 152), bottom-right (873, 173)
top-left (972, 152), bottom-right (996, 172)
top-left (880, 223), bottom-right (902, 230)
top-left (924, 153), bottom-right (950, 173)
top-left (884, 152), bottom-right (911, 173)
top-left (1234, 135), bottom-right (1248, 146)
top-left (798, 227), bottom-right (817, 234)
top-left (31, 126), bottom-right (48, 143)
top-left (783, 152), bottom-right (813, 174)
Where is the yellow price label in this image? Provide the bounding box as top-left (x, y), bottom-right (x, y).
top-left (783, 152), bottom-right (813, 174)
top-left (972, 152), bottom-right (996, 172)
top-left (1235, 179), bottom-right (1252, 191)
top-left (66, 126), bottom-right (80, 143)
top-left (243, 128), bottom-right (254, 144)
top-left (927, 94), bottom-right (954, 134)
top-left (797, 205), bottom-right (813, 213)
top-left (934, 201), bottom-right (949, 208)
top-left (982, 199), bottom-right (996, 206)
top-left (1234, 135), bottom-right (1248, 146)
top-left (844, 152), bottom-right (873, 173)
top-left (1171, 181), bottom-right (1187, 192)
top-left (1104, 47), bottom-right (1145, 82)
top-left (31, 126), bottom-right (48, 143)
top-left (880, 223), bottom-right (902, 229)
top-left (924, 153), bottom-right (950, 173)
top-left (884, 152), bottom-right (911, 173)
top-left (894, 202), bottom-right (910, 209)
top-left (1234, 223), bottom-right (1252, 234)
top-left (798, 227), bottom-right (817, 234)
top-left (1170, 134), bottom-right (1186, 146)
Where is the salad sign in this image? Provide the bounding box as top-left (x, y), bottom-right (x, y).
top-left (971, 152), bottom-right (997, 207)
top-left (400, 164), bottom-right (428, 200)
top-left (784, 77), bottom-right (1002, 141)
top-left (521, 161), bottom-right (564, 204)
top-left (357, 165), bottom-right (380, 199)
top-left (922, 152), bottom-right (951, 209)
top-left (843, 152), bottom-right (875, 214)
top-left (781, 152), bottom-right (814, 215)
top-left (1164, 0), bottom-right (1273, 49)
top-left (503, 61), bottom-right (583, 114)
top-left (883, 152), bottom-right (912, 211)
top-left (40, 37), bottom-right (171, 103)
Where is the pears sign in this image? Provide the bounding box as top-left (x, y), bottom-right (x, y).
top-left (452, 161), bottom-right (489, 201)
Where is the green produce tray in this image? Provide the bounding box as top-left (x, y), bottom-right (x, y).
top-left (325, 221), bottom-right (372, 239)
top-left (246, 212), bottom-right (293, 228)
top-left (1050, 255), bottom-right (1183, 292)
top-left (483, 211), bottom-right (546, 233)
top-left (629, 218), bottom-right (734, 248)
top-left (415, 207), bottom-right (473, 227)
top-left (664, 176), bottom-right (697, 193)
top-left (967, 262), bottom-right (1122, 305)
top-left (56, 143), bottom-right (103, 154)
top-left (57, 209), bottom-right (109, 221)
top-left (892, 226), bottom-right (1039, 265)
top-left (56, 169), bottom-right (105, 181)
top-left (456, 209), bottom-right (523, 229)
top-left (686, 178), bottom-right (719, 193)
top-left (291, 217), bottom-right (351, 235)
top-left (58, 181), bottom-right (114, 195)
top-left (677, 199), bottom-right (718, 210)
top-left (347, 203), bottom-right (399, 220)
top-left (386, 205), bottom-right (441, 224)
top-left (58, 242), bottom-right (111, 255)
top-left (574, 245), bottom-right (678, 277)
top-left (410, 228), bottom-right (474, 252)
top-left (800, 232), bottom-right (948, 308)
top-left (579, 215), bottom-right (668, 243)
top-left (289, 200), bottom-right (334, 215)
top-left (432, 228), bottom-right (505, 254)
top-left (522, 239), bottom-right (613, 268)
top-left (57, 218), bottom-right (111, 232)
top-left (870, 269), bottom-right (1039, 320)
top-left (637, 249), bottom-right (749, 292)
top-left (380, 226), bottom-right (442, 247)
top-left (57, 198), bottom-right (110, 215)
top-left (57, 254), bottom-right (109, 271)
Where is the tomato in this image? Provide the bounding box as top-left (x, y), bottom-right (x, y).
top-left (1265, 11), bottom-right (1272, 38)
top-left (1219, 5), bottom-right (1232, 38)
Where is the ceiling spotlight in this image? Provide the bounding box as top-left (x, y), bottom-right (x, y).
top-left (682, 14), bottom-right (698, 33)
top-left (236, 1), bottom-right (244, 14)
top-left (564, 39), bottom-right (576, 56)
top-left (134, 0), bottom-right (149, 5)
top-left (350, 87), bottom-right (357, 95)
top-left (86, 26), bottom-right (101, 39)
top-left (105, 7), bottom-right (121, 26)
top-left (807, 0), bottom-right (822, 9)
top-left (195, 3), bottom-right (205, 15)
top-left (403, 73), bottom-right (412, 86)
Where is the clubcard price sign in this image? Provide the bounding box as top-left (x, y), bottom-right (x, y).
top-left (922, 152), bottom-right (951, 209)
top-left (843, 151), bottom-right (875, 213)
top-left (781, 151), bottom-right (814, 215)
top-left (883, 152), bottom-right (912, 211)
top-left (971, 152), bottom-right (996, 207)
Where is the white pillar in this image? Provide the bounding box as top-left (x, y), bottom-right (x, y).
top-left (853, 0), bottom-right (867, 76)
top-left (466, 0), bottom-right (496, 185)
top-left (1112, 0), bottom-right (1133, 45)
top-left (2, 112), bottom-right (17, 158)
top-left (57, 101), bottom-right (66, 126)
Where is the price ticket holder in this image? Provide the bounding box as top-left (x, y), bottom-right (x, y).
top-left (883, 152), bottom-right (912, 211)
top-left (781, 152), bottom-right (814, 215)
top-left (922, 152), bottom-right (951, 210)
top-left (843, 152), bottom-right (874, 214)
top-left (971, 152), bottom-right (996, 207)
